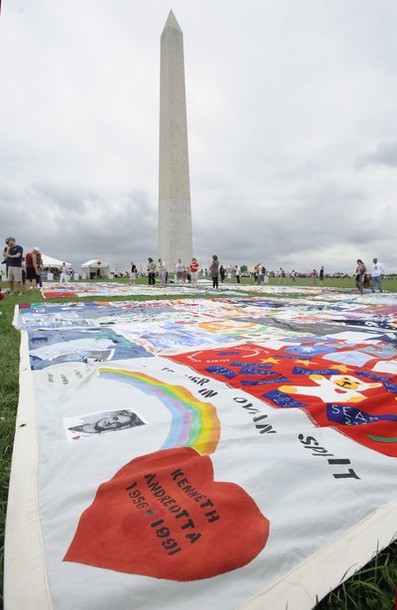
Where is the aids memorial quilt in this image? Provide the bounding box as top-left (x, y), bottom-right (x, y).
top-left (40, 280), bottom-right (217, 299)
top-left (5, 294), bottom-right (397, 610)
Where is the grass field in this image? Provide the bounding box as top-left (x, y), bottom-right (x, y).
top-left (1, 276), bottom-right (396, 608)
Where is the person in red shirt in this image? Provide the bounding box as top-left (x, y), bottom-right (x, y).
top-left (189, 258), bottom-right (200, 289)
top-left (312, 268), bottom-right (318, 285)
top-left (25, 247), bottom-right (41, 290)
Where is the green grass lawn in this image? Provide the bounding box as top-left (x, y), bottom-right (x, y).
top-left (1, 277), bottom-right (396, 608)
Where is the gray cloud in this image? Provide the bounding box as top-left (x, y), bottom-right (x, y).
top-left (356, 140), bottom-right (397, 169)
top-left (0, 184), bottom-right (157, 269)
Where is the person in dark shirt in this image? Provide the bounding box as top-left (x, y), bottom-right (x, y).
top-left (210, 255), bottom-right (220, 289)
top-left (5, 237), bottom-right (23, 296)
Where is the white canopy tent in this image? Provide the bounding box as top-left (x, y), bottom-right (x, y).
top-left (41, 255), bottom-right (72, 269)
top-left (81, 259), bottom-right (110, 279)
top-left (39, 255), bottom-right (74, 280)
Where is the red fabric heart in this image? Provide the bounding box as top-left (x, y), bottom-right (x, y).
top-left (64, 447), bottom-right (270, 581)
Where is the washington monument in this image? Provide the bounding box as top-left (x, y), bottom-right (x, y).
top-left (158, 10), bottom-right (193, 270)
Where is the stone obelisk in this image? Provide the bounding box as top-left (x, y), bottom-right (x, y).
top-left (158, 10), bottom-right (193, 271)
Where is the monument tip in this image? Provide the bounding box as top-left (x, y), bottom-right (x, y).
top-left (163, 9), bottom-right (182, 32)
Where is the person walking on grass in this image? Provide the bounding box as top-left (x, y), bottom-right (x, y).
top-left (147, 258), bottom-right (156, 286)
top-left (189, 258), bottom-right (200, 289)
top-left (130, 262), bottom-right (137, 284)
top-left (355, 259), bottom-right (367, 296)
top-left (371, 257), bottom-right (384, 293)
top-left (5, 237), bottom-right (23, 296)
top-left (210, 255), bottom-right (219, 290)
top-left (60, 262), bottom-right (69, 283)
top-left (26, 247), bottom-right (41, 290)
top-left (312, 269), bottom-right (318, 284)
top-left (158, 258), bottom-right (167, 287)
top-left (175, 258), bottom-right (185, 286)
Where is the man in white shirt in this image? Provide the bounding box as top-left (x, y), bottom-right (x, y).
top-left (371, 257), bottom-right (384, 292)
top-left (60, 262), bottom-right (69, 283)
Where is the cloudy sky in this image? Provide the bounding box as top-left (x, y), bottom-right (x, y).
top-left (1, 0), bottom-right (397, 273)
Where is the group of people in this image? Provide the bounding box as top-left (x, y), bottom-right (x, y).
top-left (1, 236), bottom-right (75, 296)
top-left (2, 237), bottom-right (44, 296)
top-left (143, 256), bottom-right (228, 290)
top-left (251, 263), bottom-right (268, 284)
top-left (144, 257), bottom-right (202, 289)
top-left (1, 236), bottom-right (386, 299)
top-left (355, 257), bottom-right (384, 295)
top-left (140, 256), bottom-right (385, 295)
top-left (309, 267), bottom-right (325, 284)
